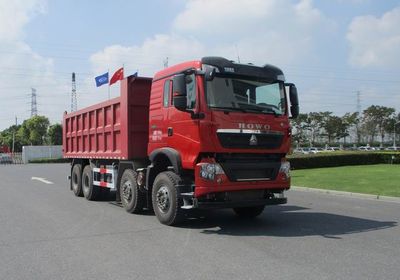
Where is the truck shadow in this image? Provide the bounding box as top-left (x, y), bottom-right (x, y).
top-left (179, 206), bottom-right (397, 239)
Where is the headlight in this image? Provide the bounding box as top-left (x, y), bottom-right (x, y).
top-left (279, 161), bottom-right (290, 178)
top-left (199, 163), bottom-right (225, 181)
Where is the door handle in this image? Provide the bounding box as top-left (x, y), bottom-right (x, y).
top-left (167, 127), bottom-right (173, 137)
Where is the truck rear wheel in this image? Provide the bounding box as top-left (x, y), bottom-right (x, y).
top-left (71, 164), bottom-right (83, 197)
top-left (152, 171), bottom-right (183, 226)
top-left (120, 169), bottom-right (145, 213)
top-left (233, 206), bottom-right (265, 218)
top-left (82, 165), bottom-right (99, 201)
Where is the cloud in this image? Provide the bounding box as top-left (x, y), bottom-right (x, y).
top-left (90, 0), bottom-right (334, 76)
top-left (85, 34), bottom-right (206, 106)
top-left (173, 0), bottom-right (276, 37)
top-left (0, 0), bottom-right (46, 41)
top-left (90, 34), bottom-right (205, 77)
top-left (347, 6), bottom-right (400, 68)
top-left (0, 0), bottom-right (66, 129)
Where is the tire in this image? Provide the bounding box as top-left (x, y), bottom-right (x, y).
top-left (152, 171), bottom-right (184, 226)
top-left (233, 206), bottom-right (265, 218)
top-left (82, 165), bottom-right (99, 201)
top-left (71, 164), bottom-right (83, 197)
top-left (120, 169), bottom-right (145, 213)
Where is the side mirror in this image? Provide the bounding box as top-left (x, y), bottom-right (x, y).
top-left (204, 67), bottom-right (216, 81)
top-left (287, 83), bottom-right (299, 119)
top-left (173, 74), bottom-right (188, 111)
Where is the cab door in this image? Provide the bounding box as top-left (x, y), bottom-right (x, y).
top-left (148, 79), bottom-right (172, 150)
top-left (167, 73), bottom-right (201, 169)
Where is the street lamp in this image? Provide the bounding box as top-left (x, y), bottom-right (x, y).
top-left (394, 121), bottom-right (400, 148)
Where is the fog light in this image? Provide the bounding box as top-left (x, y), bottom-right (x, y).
top-left (279, 161), bottom-right (290, 178)
top-left (199, 163), bottom-right (225, 181)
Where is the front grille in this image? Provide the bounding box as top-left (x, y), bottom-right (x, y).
top-left (217, 132), bottom-right (283, 149)
top-left (233, 168), bottom-right (274, 181)
top-left (216, 153), bottom-right (281, 182)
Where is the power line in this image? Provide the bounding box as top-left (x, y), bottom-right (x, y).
top-left (287, 73), bottom-right (400, 84)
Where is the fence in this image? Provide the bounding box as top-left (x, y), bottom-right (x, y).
top-left (22, 145), bottom-right (62, 164)
top-left (0, 153), bottom-right (23, 165)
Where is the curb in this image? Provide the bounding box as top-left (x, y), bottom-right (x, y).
top-left (291, 186), bottom-right (400, 204)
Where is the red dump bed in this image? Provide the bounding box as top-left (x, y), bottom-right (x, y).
top-left (63, 76), bottom-right (152, 160)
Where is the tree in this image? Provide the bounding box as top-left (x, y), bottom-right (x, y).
top-left (362, 105), bottom-right (395, 145)
top-left (342, 112), bottom-right (359, 144)
top-left (0, 125), bottom-right (22, 152)
top-left (17, 116), bottom-right (50, 145)
top-left (385, 113), bottom-right (400, 146)
top-left (308, 111), bottom-right (331, 144)
top-left (48, 124), bottom-right (63, 145)
top-left (290, 113), bottom-right (309, 147)
top-left (323, 115), bottom-right (347, 144)
top-left (307, 112), bottom-right (330, 144)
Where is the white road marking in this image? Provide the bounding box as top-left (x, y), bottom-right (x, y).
top-left (31, 177), bottom-right (54, 185)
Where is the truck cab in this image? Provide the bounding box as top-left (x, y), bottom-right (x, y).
top-left (147, 57), bottom-right (299, 223)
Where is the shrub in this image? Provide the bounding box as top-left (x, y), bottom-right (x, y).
top-left (288, 152), bottom-right (400, 170)
top-left (29, 158), bottom-right (69, 164)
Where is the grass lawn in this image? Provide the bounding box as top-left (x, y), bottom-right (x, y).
top-left (291, 164), bottom-right (400, 197)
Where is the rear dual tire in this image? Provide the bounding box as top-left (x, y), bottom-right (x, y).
top-left (120, 169), bottom-right (145, 213)
top-left (71, 164), bottom-right (83, 197)
top-left (82, 165), bottom-right (100, 201)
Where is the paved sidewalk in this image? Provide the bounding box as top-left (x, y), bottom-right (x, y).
top-left (291, 186), bottom-right (400, 204)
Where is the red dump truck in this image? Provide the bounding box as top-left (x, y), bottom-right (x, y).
top-left (63, 57), bottom-right (299, 225)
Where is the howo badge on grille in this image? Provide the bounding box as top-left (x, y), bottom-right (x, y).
top-left (239, 123), bottom-right (270, 130)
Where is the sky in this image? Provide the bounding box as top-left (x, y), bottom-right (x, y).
top-left (0, 0), bottom-right (400, 130)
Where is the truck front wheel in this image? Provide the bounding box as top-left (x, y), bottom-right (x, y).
top-left (82, 165), bottom-right (99, 201)
top-left (71, 164), bottom-right (83, 197)
top-left (120, 169), bottom-right (145, 213)
top-left (233, 206), bottom-right (265, 218)
top-left (152, 171), bottom-right (183, 226)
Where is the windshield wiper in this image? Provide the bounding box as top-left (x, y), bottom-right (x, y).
top-left (209, 106), bottom-right (247, 113)
top-left (210, 105), bottom-right (282, 116)
top-left (261, 107), bottom-right (282, 116)
top-left (237, 103), bottom-right (281, 116)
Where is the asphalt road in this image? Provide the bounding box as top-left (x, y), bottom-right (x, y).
top-left (0, 164), bottom-right (399, 280)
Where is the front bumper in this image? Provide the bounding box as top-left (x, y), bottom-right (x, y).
top-left (195, 196), bottom-right (287, 209)
top-left (194, 174), bottom-right (290, 197)
top-left (194, 157), bottom-right (290, 197)
top-left (178, 184), bottom-right (287, 210)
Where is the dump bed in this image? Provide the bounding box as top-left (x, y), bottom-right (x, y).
top-left (63, 76), bottom-right (152, 160)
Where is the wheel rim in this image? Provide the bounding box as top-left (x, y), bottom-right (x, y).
top-left (83, 174), bottom-right (89, 194)
top-left (72, 173), bottom-right (78, 190)
top-left (121, 180), bottom-right (133, 203)
top-left (156, 185), bottom-right (170, 213)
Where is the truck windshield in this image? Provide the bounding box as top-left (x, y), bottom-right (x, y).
top-left (206, 77), bottom-right (286, 116)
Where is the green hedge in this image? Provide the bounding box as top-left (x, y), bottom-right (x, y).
top-left (27, 153), bottom-right (400, 168)
top-left (288, 152), bottom-right (400, 170)
top-left (29, 158), bottom-right (69, 163)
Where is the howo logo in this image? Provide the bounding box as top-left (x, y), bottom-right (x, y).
top-left (249, 134), bottom-right (258, 146)
top-left (238, 123), bottom-right (270, 130)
